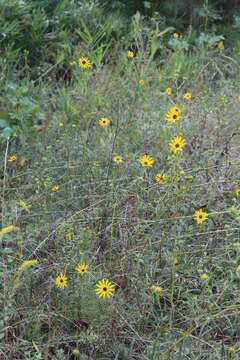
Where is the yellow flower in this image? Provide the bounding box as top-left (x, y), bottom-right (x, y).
top-left (238, 95), bottom-right (240, 102)
top-left (155, 172), bottom-right (166, 185)
top-left (183, 92), bottom-right (192, 101)
top-left (152, 285), bottom-right (162, 294)
top-left (236, 265), bottom-right (240, 273)
top-left (19, 260), bottom-right (38, 272)
top-left (59, 122), bottom-right (64, 128)
top-left (0, 225), bottom-right (19, 239)
top-left (139, 79), bottom-right (144, 86)
top-left (79, 57), bottom-right (91, 69)
top-left (173, 32), bottom-right (179, 39)
top-left (8, 155), bottom-right (17, 163)
top-left (99, 117), bottom-right (110, 127)
top-left (95, 279), bottom-right (115, 299)
top-left (217, 40), bottom-right (224, 49)
top-left (166, 107), bottom-right (181, 123)
top-left (65, 233), bottom-right (72, 241)
top-left (70, 60), bottom-right (76, 66)
top-left (169, 135), bottom-right (186, 155)
top-left (76, 262), bottom-right (88, 276)
top-left (201, 273), bottom-right (208, 281)
top-left (194, 209), bottom-right (208, 225)
top-left (17, 200), bottom-right (30, 213)
top-left (128, 50), bottom-right (134, 58)
top-left (140, 155), bottom-right (154, 168)
top-left (52, 185), bottom-right (59, 192)
top-left (56, 273), bottom-right (67, 289)
top-left (113, 155), bottom-right (122, 163)
top-left (165, 87), bottom-right (172, 95)
top-left (235, 188), bottom-right (240, 198)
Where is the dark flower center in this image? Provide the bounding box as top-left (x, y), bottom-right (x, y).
top-left (199, 215), bottom-right (202, 218)
top-left (175, 143), bottom-right (180, 148)
top-left (82, 60), bottom-right (86, 64)
top-left (60, 279), bottom-right (63, 283)
top-left (144, 161), bottom-right (148, 165)
top-left (173, 114), bottom-right (177, 119)
top-left (103, 287), bottom-right (107, 292)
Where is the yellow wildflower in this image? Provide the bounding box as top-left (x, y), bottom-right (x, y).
top-left (169, 135), bottom-right (186, 155)
top-left (165, 87), bottom-right (172, 95)
top-left (76, 262), bottom-right (88, 276)
top-left (217, 40), bottom-right (224, 49)
top-left (155, 173), bottom-right (166, 185)
top-left (173, 32), bottom-right (179, 39)
top-left (140, 155), bottom-right (154, 168)
top-left (79, 57), bottom-right (91, 69)
top-left (183, 92), bottom-right (192, 101)
top-left (194, 209), bottom-right (208, 225)
top-left (8, 155), bottom-right (17, 163)
top-left (139, 79), bottom-right (144, 86)
top-left (128, 50), bottom-right (134, 58)
top-left (56, 273), bottom-right (67, 289)
top-left (95, 279), bottom-right (115, 299)
top-left (99, 117), bottom-right (110, 127)
top-left (52, 185), bottom-right (59, 192)
top-left (201, 273), bottom-right (208, 281)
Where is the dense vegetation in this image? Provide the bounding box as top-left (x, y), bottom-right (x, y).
top-left (1, 1), bottom-right (240, 359)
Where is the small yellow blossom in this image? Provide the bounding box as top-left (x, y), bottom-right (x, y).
top-left (56, 273), bottom-right (67, 289)
top-left (95, 279), bottom-right (115, 299)
top-left (128, 50), bottom-right (134, 58)
top-left (183, 92), bottom-right (192, 101)
top-left (155, 173), bottom-right (166, 185)
top-left (236, 265), bottom-right (240, 273)
top-left (235, 188), bottom-right (240, 198)
top-left (113, 155), bottom-right (122, 163)
top-left (8, 155), bottom-right (17, 163)
top-left (99, 117), bottom-right (110, 127)
top-left (76, 262), bottom-right (88, 276)
top-left (217, 40), bottom-right (224, 49)
top-left (166, 106), bottom-right (181, 124)
top-left (70, 60), bottom-right (76, 66)
top-left (201, 273), bottom-right (208, 281)
top-left (194, 209), bottom-right (208, 225)
top-left (166, 87), bottom-right (172, 95)
top-left (140, 155), bottom-right (154, 168)
top-left (52, 185), bottom-right (59, 192)
top-left (238, 95), bottom-right (240, 102)
top-left (79, 57), bottom-right (91, 69)
top-left (59, 122), bottom-right (64, 128)
top-left (169, 135), bottom-right (186, 155)
top-left (65, 233), bottom-right (72, 241)
top-left (152, 285), bottom-right (162, 294)
top-left (173, 32), bottom-right (179, 39)
top-left (139, 79), bottom-right (144, 86)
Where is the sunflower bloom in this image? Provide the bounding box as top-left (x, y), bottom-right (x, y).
top-left (99, 117), bottom-right (110, 127)
top-left (155, 172), bottom-right (166, 185)
top-left (235, 188), bottom-right (240, 198)
top-left (169, 135), bottom-right (186, 155)
top-left (113, 155), bottom-right (122, 163)
top-left (128, 50), bottom-right (134, 58)
top-left (166, 110), bottom-right (180, 124)
top-left (56, 273), bottom-right (67, 289)
top-left (140, 155), bottom-right (154, 168)
top-left (139, 79), bottom-right (144, 86)
top-left (79, 57), bottom-right (91, 69)
top-left (184, 92), bottom-right (192, 101)
top-left (194, 209), bottom-right (208, 225)
top-left (95, 279), bottom-right (115, 299)
top-left (8, 155), bottom-right (17, 163)
top-left (76, 262), bottom-right (88, 276)
top-left (52, 185), bottom-right (59, 192)
top-left (165, 87), bottom-right (172, 95)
